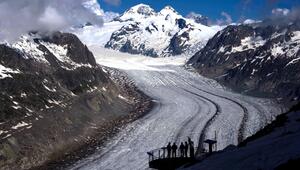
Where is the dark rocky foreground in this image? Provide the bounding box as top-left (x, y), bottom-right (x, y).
top-left (0, 32), bottom-right (151, 170)
top-left (188, 21), bottom-right (300, 104)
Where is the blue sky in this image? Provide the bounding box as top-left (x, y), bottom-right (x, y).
top-left (98, 0), bottom-right (300, 22)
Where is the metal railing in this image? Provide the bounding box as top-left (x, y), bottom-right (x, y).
top-left (147, 146), bottom-right (200, 162)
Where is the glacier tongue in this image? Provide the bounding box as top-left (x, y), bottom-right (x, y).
top-left (67, 46), bottom-right (283, 170)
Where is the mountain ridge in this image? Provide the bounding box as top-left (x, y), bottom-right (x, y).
top-left (104, 4), bottom-right (221, 57)
top-left (188, 21), bottom-right (300, 103)
top-left (0, 32), bottom-right (151, 169)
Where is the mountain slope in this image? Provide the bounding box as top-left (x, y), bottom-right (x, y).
top-left (0, 32), bottom-right (150, 169)
top-left (105, 4), bottom-right (221, 57)
top-left (188, 21), bottom-right (300, 103)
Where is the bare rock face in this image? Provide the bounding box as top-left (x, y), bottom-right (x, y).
top-left (188, 21), bottom-right (300, 103)
top-left (0, 32), bottom-right (150, 169)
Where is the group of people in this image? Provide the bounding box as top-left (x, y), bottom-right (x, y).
top-left (165, 137), bottom-right (195, 158)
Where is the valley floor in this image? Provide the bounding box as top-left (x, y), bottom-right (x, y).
top-left (68, 47), bottom-right (283, 170)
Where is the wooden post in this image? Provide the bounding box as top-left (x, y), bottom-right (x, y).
top-left (214, 131), bottom-right (217, 151)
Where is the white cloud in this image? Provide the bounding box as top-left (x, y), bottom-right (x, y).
top-left (216, 11), bottom-right (233, 25)
top-left (38, 7), bottom-right (68, 32)
top-left (103, 12), bottom-right (120, 22)
top-left (243, 19), bottom-right (257, 24)
top-left (0, 0), bottom-right (104, 43)
top-left (221, 12), bottom-right (233, 23)
top-left (272, 8), bottom-right (290, 16)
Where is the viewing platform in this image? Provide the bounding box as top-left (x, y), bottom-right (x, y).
top-left (147, 139), bottom-right (217, 169)
top-left (147, 147), bottom-right (198, 170)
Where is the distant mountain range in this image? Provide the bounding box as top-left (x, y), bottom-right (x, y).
top-left (102, 4), bottom-right (221, 57)
top-left (76, 3), bottom-right (300, 103)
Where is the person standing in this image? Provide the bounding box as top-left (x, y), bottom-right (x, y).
top-left (188, 137), bottom-right (192, 145)
top-left (167, 142), bottom-right (171, 158)
top-left (184, 141), bottom-right (188, 157)
top-left (179, 142), bottom-right (185, 157)
top-left (189, 141), bottom-right (195, 158)
top-left (171, 143), bottom-right (178, 158)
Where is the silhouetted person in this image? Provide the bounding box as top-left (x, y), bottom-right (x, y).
top-left (167, 142), bottom-right (171, 158)
top-left (179, 142), bottom-right (185, 157)
top-left (184, 141), bottom-right (188, 157)
top-left (188, 137), bottom-right (192, 145)
top-left (189, 141), bottom-right (195, 158)
top-left (171, 143), bottom-right (177, 158)
top-left (161, 147), bottom-right (167, 158)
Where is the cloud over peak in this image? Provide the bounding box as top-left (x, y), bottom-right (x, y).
top-left (0, 0), bottom-right (103, 42)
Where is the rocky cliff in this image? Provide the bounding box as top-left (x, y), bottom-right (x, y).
top-left (188, 21), bottom-right (300, 103)
top-left (0, 32), bottom-right (150, 169)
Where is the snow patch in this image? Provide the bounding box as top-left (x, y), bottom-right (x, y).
top-left (230, 36), bottom-right (266, 53)
top-left (0, 64), bottom-right (20, 79)
top-left (118, 94), bottom-right (127, 101)
top-left (20, 92), bottom-right (27, 98)
top-left (271, 45), bottom-right (285, 57)
top-left (11, 121), bottom-right (30, 129)
top-left (43, 84), bottom-right (57, 92)
top-left (0, 130), bottom-right (8, 135)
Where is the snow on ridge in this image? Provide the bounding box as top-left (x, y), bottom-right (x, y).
top-left (271, 31), bottom-right (300, 61)
top-left (12, 36), bottom-right (49, 64)
top-left (10, 35), bottom-right (93, 70)
top-left (0, 64), bottom-right (20, 79)
top-left (40, 42), bottom-right (68, 63)
top-left (40, 41), bottom-right (93, 70)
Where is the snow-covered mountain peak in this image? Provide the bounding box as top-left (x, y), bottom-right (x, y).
top-left (128, 4), bottom-right (155, 15)
top-left (119, 4), bottom-right (156, 21)
top-left (74, 3), bottom-right (222, 57)
top-left (159, 5), bottom-right (181, 18)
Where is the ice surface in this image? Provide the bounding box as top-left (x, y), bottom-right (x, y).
top-left (68, 46), bottom-right (283, 170)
